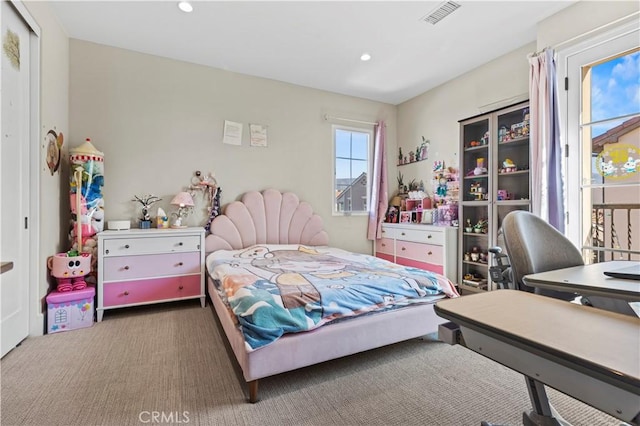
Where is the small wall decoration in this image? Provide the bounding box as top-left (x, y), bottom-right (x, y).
top-left (398, 137), bottom-right (430, 166)
top-left (596, 144), bottom-right (639, 180)
top-left (223, 120), bottom-right (243, 146)
top-left (188, 170), bottom-right (221, 232)
top-left (249, 124), bottom-right (268, 147)
top-left (45, 129), bottom-right (64, 175)
top-left (2, 29), bottom-right (20, 70)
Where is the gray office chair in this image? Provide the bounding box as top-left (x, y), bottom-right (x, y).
top-left (502, 210), bottom-right (581, 301)
top-left (502, 210), bottom-right (637, 316)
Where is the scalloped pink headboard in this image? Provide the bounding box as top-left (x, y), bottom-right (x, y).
top-left (205, 189), bottom-right (329, 253)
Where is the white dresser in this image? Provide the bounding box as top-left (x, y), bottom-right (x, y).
top-left (374, 223), bottom-right (458, 284)
top-left (97, 227), bottom-right (206, 321)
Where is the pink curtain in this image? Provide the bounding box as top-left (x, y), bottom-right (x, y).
top-left (367, 121), bottom-right (388, 240)
top-left (528, 49), bottom-right (565, 232)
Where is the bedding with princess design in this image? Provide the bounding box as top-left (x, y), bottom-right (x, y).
top-left (207, 244), bottom-right (459, 351)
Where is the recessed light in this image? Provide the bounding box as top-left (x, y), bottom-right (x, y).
top-left (360, 53), bottom-right (371, 61)
top-left (178, 1), bottom-right (193, 13)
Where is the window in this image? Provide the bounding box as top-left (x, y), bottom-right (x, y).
top-left (333, 125), bottom-right (372, 215)
top-left (559, 20), bottom-right (640, 262)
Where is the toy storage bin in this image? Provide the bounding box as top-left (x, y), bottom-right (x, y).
top-left (46, 286), bottom-right (95, 333)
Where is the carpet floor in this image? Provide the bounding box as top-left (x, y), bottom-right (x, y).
top-left (0, 301), bottom-right (622, 426)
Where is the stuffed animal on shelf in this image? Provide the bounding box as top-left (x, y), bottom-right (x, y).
top-left (48, 252), bottom-right (92, 292)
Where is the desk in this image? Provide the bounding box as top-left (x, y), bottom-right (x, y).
top-left (523, 261), bottom-right (640, 302)
top-left (435, 290), bottom-right (640, 425)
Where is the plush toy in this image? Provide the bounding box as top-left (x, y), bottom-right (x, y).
top-left (85, 174), bottom-right (104, 208)
top-left (48, 252), bottom-right (92, 292)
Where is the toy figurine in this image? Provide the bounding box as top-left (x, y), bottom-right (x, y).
top-left (48, 251), bottom-right (92, 292)
top-left (501, 158), bottom-right (517, 173)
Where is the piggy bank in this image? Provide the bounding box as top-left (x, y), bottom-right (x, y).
top-left (48, 252), bottom-right (92, 292)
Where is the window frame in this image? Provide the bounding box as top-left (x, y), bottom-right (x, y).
top-left (331, 124), bottom-right (373, 216)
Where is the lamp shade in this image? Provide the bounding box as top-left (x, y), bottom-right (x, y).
top-left (170, 192), bottom-right (194, 207)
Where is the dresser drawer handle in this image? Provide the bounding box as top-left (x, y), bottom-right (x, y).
top-left (178, 242), bottom-right (184, 246)
top-left (177, 262), bottom-right (184, 266)
top-left (123, 291), bottom-right (129, 296)
top-left (427, 235), bottom-right (432, 239)
top-left (401, 247), bottom-right (406, 251)
top-left (124, 244), bottom-right (130, 249)
top-left (401, 232), bottom-right (406, 236)
top-left (178, 285), bottom-right (184, 290)
top-left (123, 266), bottom-right (130, 270)
top-left (427, 251), bottom-right (433, 256)
top-left (381, 243), bottom-right (386, 247)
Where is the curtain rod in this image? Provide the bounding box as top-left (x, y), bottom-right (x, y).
top-left (534, 11), bottom-right (639, 55)
top-left (324, 114), bottom-right (379, 126)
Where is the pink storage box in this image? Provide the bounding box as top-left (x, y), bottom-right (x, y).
top-left (46, 286), bottom-right (95, 334)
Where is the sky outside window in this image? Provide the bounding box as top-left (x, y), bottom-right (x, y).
top-left (590, 49), bottom-right (640, 136)
top-left (336, 130), bottom-right (369, 180)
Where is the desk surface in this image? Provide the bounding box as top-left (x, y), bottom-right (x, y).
top-left (523, 261), bottom-right (640, 301)
top-left (435, 290), bottom-right (640, 391)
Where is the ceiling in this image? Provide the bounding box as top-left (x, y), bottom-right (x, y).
top-left (49, 1), bottom-right (577, 105)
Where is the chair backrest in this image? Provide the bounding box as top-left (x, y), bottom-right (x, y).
top-left (502, 210), bottom-right (583, 301)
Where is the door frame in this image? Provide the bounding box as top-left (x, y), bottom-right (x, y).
top-left (5, 0), bottom-right (42, 336)
top-left (557, 18), bottom-right (639, 251)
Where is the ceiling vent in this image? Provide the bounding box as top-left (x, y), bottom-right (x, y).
top-left (422, 1), bottom-right (461, 25)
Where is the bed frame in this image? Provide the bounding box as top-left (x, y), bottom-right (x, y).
top-left (205, 189), bottom-right (448, 402)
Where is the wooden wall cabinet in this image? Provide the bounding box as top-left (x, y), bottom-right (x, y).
top-left (458, 101), bottom-right (531, 294)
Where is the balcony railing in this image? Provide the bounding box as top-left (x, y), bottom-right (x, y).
top-left (588, 203), bottom-right (640, 262)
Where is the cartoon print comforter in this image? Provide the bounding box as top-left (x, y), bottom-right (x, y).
top-left (207, 245), bottom-right (459, 351)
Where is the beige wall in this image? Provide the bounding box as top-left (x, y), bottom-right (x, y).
top-left (22, 0), bottom-right (69, 333)
top-left (21, 0), bottom-right (639, 335)
top-left (395, 0), bottom-right (639, 199)
top-left (536, 1), bottom-right (639, 50)
top-left (68, 40), bottom-right (397, 255)
top-left (396, 43), bottom-right (532, 195)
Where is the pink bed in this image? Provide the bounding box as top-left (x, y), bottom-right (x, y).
top-left (205, 189), bottom-right (454, 402)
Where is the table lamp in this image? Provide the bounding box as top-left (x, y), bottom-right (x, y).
top-left (170, 191), bottom-right (195, 228)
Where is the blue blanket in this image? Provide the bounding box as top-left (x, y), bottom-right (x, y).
top-left (207, 245), bottom-right (458, 351)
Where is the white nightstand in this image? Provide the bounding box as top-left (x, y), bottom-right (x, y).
top-left (97, 227), bottom-right (206, 321)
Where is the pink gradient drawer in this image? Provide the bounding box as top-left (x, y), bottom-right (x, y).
top-left (396, 241), bottom-right (443, 265)
top-left (376, 252), bottom-right (394, 263)
top-left (102, 275), bottom-right (201, 307)
top-left (395, 257), bottom-right (444, 275)
top-left (375, 238), bottom-right (394, 256)
top-left (103, 252), bottom-right (200, 281)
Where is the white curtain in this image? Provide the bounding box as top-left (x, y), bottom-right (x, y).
top-left (528, 49), bottom-right (565, 232)
top-left (367, 121), bottom-right (388, 240)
